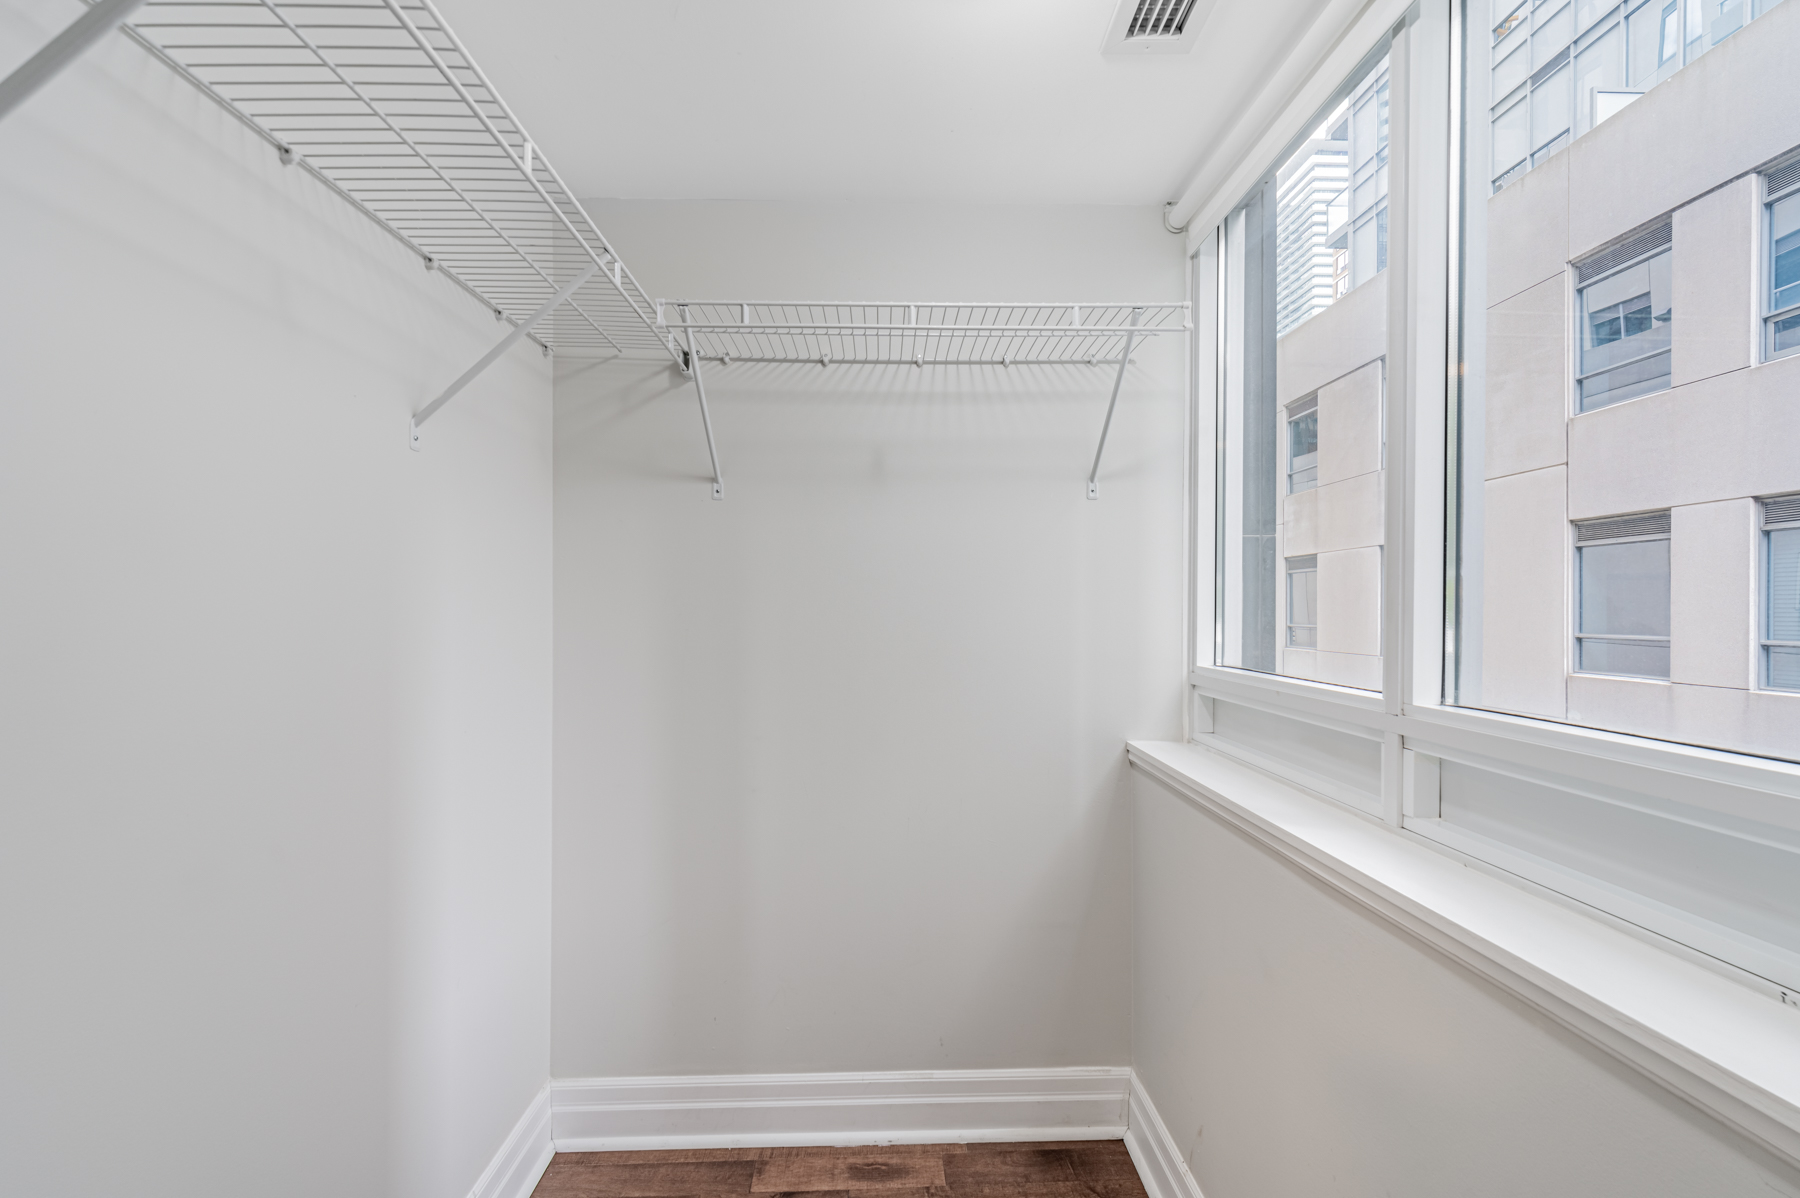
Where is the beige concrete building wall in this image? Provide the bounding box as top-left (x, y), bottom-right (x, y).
top-left (1475, 7), bottom-right (1800, 755)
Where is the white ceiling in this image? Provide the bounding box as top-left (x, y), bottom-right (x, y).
top-left (431, 0), bottom-right (1346, 206)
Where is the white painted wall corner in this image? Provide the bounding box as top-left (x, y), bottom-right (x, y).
top-left (1123, 1073), bottom-right (1207, 1198)
top-left (467, 1082), bottom-right (555, 1198)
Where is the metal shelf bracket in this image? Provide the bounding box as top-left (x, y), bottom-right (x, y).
top-left (0, 0), bottom-right (147, 122)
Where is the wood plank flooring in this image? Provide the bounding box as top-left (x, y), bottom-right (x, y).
top-left (532, 1140), bottom-right (1150, 1198)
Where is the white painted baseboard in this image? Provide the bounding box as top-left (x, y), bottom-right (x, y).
top-left (471, 1066), bottom-right (1203, 1198)
top-left (1122, 1073), bottom-right (1206, 1198)
top-left (549, 1067), bottom-right (1131, 1152)
top-left (467, 1082), bottom-right (555, 1198)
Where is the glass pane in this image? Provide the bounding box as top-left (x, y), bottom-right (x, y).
top-left (1772, 193), bottom-right (1800, 313)
top-left (1627, 0), bottom-right (1664, 84)
top-left (1494, 41), bottom-right (1531, 99)
top-left (1772, 311), bottom-right (1800, 356)
top-left (1574, 24), bottom-right (1622, 133)
top-left (1534, 2), bottom-right (1576, 66)
top-left (1493, 98), bottom-right (1529, 184)
top-left (1288, 409), bottom-right (1319, 492)
top-left (1288, 564), bottom-right (1319, 647)
top-left (1219, 53), bottom-right (1388, 692)
top-left (1579, 249), bottom-right (1672, 408)
top-left (1769, 646), bottom-right (1800, 689)
top-left (1578, 637), bottom-right (1672, 675)
top-left (1770, 528), bottom-right (1800, 642)
top-left (1579, 540), bottom-right (1671, 636)
top-left (1532, 62), bottom-right (1573, 151)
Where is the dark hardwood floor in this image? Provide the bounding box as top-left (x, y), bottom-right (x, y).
top-left (532, 1140), bottom-right (1150, 1198)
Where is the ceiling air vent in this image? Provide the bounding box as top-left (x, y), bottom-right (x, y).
top-left (1129, 0), bottom-right (1198, 37)
top-left (1104, 0), bottom-right (1208, 53)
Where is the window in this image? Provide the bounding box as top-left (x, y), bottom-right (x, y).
top-left (1216, 46), bottom-right (1389, 692)
top-left (1767, 495), bottom-right (1800, 689)
top-left (1575, 226), bottom-right (1672, 410)
top-left (1768, 161), bottom-right (1800, 360)
top-left (1287, 556), bottom-right (1318, 648)
top-left (1575, 513), bottom-right (1672, 678)
top-left (1287, 398), bottom-right (1318, 492)
top-left (1191, 0), bottom-right (1800, 1015)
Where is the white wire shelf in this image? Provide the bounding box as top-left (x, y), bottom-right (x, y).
top-left (111, 0), bottom-right (679, 363)
top-left (660, 301), bottom-right (1191, 366)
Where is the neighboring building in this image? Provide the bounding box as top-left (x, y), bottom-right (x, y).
top-left (1274, 136), bottom-right (1348, 337)
top-left (1485, 0), bottom-right (1791, 195)
top-left (1471, 3), bottom-right (1800, 759)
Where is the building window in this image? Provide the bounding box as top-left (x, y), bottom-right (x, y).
top-left (1765, 495), bottom-right (1800, 690)
top-left (1287, 398), bottom-right (1319, 493)
top-left (1287, 556), bottom-right (1318, 648)
top-left (1490, 0), bottom-right (1782, 194)
top-left (1575, 512), bottom-right (1672, 678)
top-left (1767, 161), bottom-right (1800, 360)
top-left (1575, 224), bottom-right (1672, 411)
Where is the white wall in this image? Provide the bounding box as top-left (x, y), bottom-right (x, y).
top-left (0, 7), bottom-right (552, 1197)
top-left (1131, 766), bottom-right (1800, 1197)
top-left (552, 199), bottom-right (1185, 1077)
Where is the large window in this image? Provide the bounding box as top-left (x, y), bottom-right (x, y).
top-left (1192, 0), bottom-right (1800, 1012)
top-left (1216, 49), bottom-right (1390, 693)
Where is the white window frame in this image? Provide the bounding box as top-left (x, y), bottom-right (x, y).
top-left (1765, 496), bottom-right (1800, 690)
top-left (1183, 0), bottom-right (1800, 1013)
top-left (1285, 396), bottom-right (1319, 493)
top-left (1766, 168), bottom-right (1800, 362)
top-left (1572, 513), bottom-right (1673, 679)
top-left (1573, 242), bottom-right (1674, 412)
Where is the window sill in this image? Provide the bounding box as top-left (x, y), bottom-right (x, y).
top-left (1126, 737), bottom-right (1800, 1171)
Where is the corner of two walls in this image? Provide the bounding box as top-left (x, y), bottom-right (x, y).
top-left (0, 11), bottom-right (551, 1198)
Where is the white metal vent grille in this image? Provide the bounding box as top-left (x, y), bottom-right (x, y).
top-left (1764, 495), bottom-right (1800, 528)
top-left (1576, 221), bottom-right (1672, 284)
top-left (1126, 0), bottom-right (1199, 38)
top-left (1576, 511), bottom-right (1672, 544)
top-left (1766, 153), bottom-right (1800, 200)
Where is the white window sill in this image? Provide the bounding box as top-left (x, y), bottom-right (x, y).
top-left (1126, 738), bottom-right (1800, 1171)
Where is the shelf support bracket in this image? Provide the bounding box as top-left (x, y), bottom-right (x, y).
top-left (411, 261), bottom-right (597, 448)
top-left (0, 0), bottom-right (148, 122)
top-left (1087, 307), bottom-right (1142, 500)
top-left (679, 307), bottom-right (724, 500)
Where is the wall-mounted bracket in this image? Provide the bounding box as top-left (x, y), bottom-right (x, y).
top-left (1086, 307), bottom-right (1142, 500)
top-left (410, 260), bottom-right (598, 446)
top-left (678, 307), bottom-right (724, 500)
top-left (0, 0), bottom-right (147, 122)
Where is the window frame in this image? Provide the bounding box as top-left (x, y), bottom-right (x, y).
top-left (1183, 0), bottom-right (1800, 1008)
top-left (1572, 514), bottom-right (1673, 680)
top-left (1766, 172), bottom-right (1800, 362)
top-left (1573, 242), bottom-right (1674, 412)
top-left (1765, 497), bottom-right (1800, 690)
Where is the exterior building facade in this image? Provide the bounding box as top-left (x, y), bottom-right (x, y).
top-left (1469, 0), bottom-right (1800, 758)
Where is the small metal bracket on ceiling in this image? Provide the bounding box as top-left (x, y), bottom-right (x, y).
top-left (1086, 307), bottom-right (1142, 500)
top-left (276, 143), bottom-right (296, 167)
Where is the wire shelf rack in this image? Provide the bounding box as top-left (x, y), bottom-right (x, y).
top-left (661, 301), bottom-right (1191, 366)
top-left (113, 0), bottom-right (679, 362)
